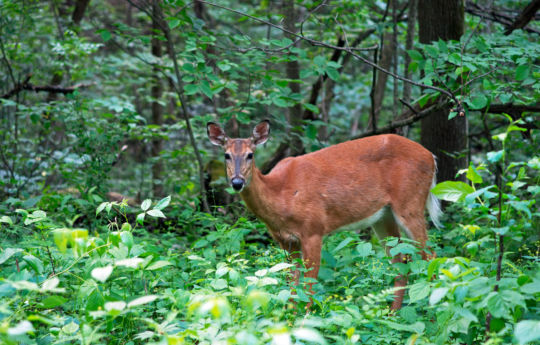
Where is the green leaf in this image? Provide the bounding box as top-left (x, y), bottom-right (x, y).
top-left (0, 248), bottom-right (23, 265)
top-left (168, 18), bottom-right (181, 29)
top-left (468, 94), bottom-right (488, 110)
top-left (326, 67), bottom-right (339, 81)
top-left (199, 80), bottom-right (214, 99)
top-left (487, 150), bottom-right (503, 163)
top-left (515, 64), bottom-right (530, 81)
top-left (466, 165), bottom-right (483, 184)
top-left (377, 320), bottom-right (425, 334)
top-left (141, 199), bottom-right (151, 211)
top-left (0, 215), bottom-right (13, 225)
top-left (148, 209), bottom-right (166, 218)
top-left (515, 320), bottom-right (540, 344)
top-left (184, 84), bottom-right (198, 95)
top-left (429, 287), bottom-right (449, 305)
top-left (91, 265), bottom-right (114, 282)
top-left (128, 295), bottom-right (158, 307)
top-left (154, 195), bottom-right (171, 210)
top-left (303, 103), bottom-right (319, 114)
top-left (356, 242), bottom-right (373, 257)
top-left (407, 50), bottom-right (423, 61)
top-left (211, 278), bottom-right (228, 290)
top-left (409, 282), bottom-right (430, 303)
top-left (40, 295), bottom-right (68, 309)
top-left (333, 237), bottom-right (354, 253)
top-left (96, 202), bottom-right (107, 215)
top-left (487, 293), bottom-right (506, 318)
top-left (99, 29), bottom-right (112, 42)
top-left (136, 212), bottom-right (145, 225)
top-left (269, 262), bottom-right (294, 273)
top-left (448, 52), bottom-right (461, 65)
top-left (146, 260), bottom-right (172, 270)
top-left (292, 328), bottom-right (327, 344)
top-left (431, 181), bottom-right (474, 202)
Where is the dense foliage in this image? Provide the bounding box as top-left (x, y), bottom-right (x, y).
top-left (0, 0), bottom-right (538, 344)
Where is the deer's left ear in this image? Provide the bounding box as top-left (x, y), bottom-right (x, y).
top-left (252, 120), bottom-right (270, 146)
top-left (207, 122), bottom-right (228, 146)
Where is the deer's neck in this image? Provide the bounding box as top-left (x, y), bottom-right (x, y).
top-left (240, 164), bottom-right (278, 223)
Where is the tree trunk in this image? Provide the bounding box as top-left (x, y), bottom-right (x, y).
top-left (151, 0), bottom-right (163, 197)
top-left (418, 0), bottom-right (468, 183)
top-left (282, 0), bottom-right (304, 156)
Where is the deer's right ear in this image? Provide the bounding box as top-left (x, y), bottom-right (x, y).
top-left (207, 122), bottom-right (228, 146)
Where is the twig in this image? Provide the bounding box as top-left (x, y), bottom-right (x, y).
top-left (353, 101), bottom-right (445, 139)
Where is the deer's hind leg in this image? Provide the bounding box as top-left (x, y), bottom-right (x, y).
top-left (372, 211), bottom-right (407, 310)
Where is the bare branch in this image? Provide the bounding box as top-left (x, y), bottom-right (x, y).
top-left (198, 1), bottom-right (463, 113)
top-left (1, 76), bottom-right (92, 99)
top-left (505, 0), bottom-right (540, 35)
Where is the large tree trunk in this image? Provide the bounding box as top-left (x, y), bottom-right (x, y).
top-left (151, 0), bottom-right (163, 197)
top-left (418, 0), bottom-right (468, 182)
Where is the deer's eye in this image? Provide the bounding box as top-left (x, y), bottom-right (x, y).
top-left (246, 153), bottom-right (253, 160)
top-left (224, 153), bottom-right (231, 160)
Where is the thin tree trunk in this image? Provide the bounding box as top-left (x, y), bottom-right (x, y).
top-left (369, 32), bottom-right (396, 129)
top-left (418, 0), bottom-right (468, 183)
top-left (282, 0), bottom-right (304, 156)
top-left (151, 0), bottom-right (163, 197)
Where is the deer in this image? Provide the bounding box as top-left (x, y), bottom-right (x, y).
top-left (206, 120), bottom-right (442, 310)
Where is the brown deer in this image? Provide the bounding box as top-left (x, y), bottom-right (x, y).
top-left (207, 120), bottom-right (441, 309)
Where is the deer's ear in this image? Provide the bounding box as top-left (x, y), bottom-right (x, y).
top-left (252, 120), bottom-right (270, 146)
top-left (207, 122), bottom-right (228, 146)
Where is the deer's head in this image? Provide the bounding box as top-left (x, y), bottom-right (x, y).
top-left (206, 120), bottom-right (270, 192)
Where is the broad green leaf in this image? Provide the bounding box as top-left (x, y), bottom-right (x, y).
top-left (515, 320), bottom-right (540, 344)
top-left (127, 295), bottom-right (158, 307)
top-left (141, 199), bottom-right (151, 211)
top-left (96, 202), bottom-right (107, 215)
top-left (105, 301), bottom-right (126, 312)
top-left (146, 260), bottom-right (172, 270)
top-left (429, 287), bottom-right (449, 305)
top-left (326, 67), bottom-right (339, 81)
top-left (466, 165), bottom-right (483, 184)
top-left (377, 320), bottom-right (425, 334)
top-left (116, 258), bottom-right (144, 268)
top-left (41, 277), bottom-right (59, 291)
top-left (0, 248), bottom-right (23, 265)
top-left (269, 262), bottom-right (294, 273)
top-left (168, 18), bottom-right (180, 29)
top-left (148, 209), bottom-right (165, 218)
top-left (136, 212), bottom-right (145, 225)
top-left (211, 278), bottom-right (228, 290)
top-left (333, 237), bottom-right (354, 253)
top-left (40, 295), bottom-right (68, 309)
top-left (199, 80), bottom-right (214, 99)
top-left (292, 328), bottom-right (327, 344)
top-left (7, 320), bottom-right (34, 336)
top-left (431, 181), bottom-right (474, 202)
top-left (515, 64), bottom-right (530, 81)
top-left (356, 242), bottom-right (373, 257)
top-left (154, 195), bottom-right (171, 210)
top-left (468, 94), bottom-right (488, 110)
top-left (0, 215), bottom-right (13, 225)
top-left (487, 150), bottom-right (503, 163)
top-left (91, 265), bottom-right (114, 282)
top-left (409, 282), bottom-right (430, 303)
top-left (407, 50), bottom-right (423, 61)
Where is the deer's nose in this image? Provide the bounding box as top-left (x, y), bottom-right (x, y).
top-left (231, 177), bottom-right (245, 191)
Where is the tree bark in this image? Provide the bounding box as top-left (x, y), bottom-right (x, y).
top-left (151, 0), bottom-right (163, 198)
top-left (418, 0), bottom-right (468, 183)
top-left (282, 0), bottom-right (304, 156)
